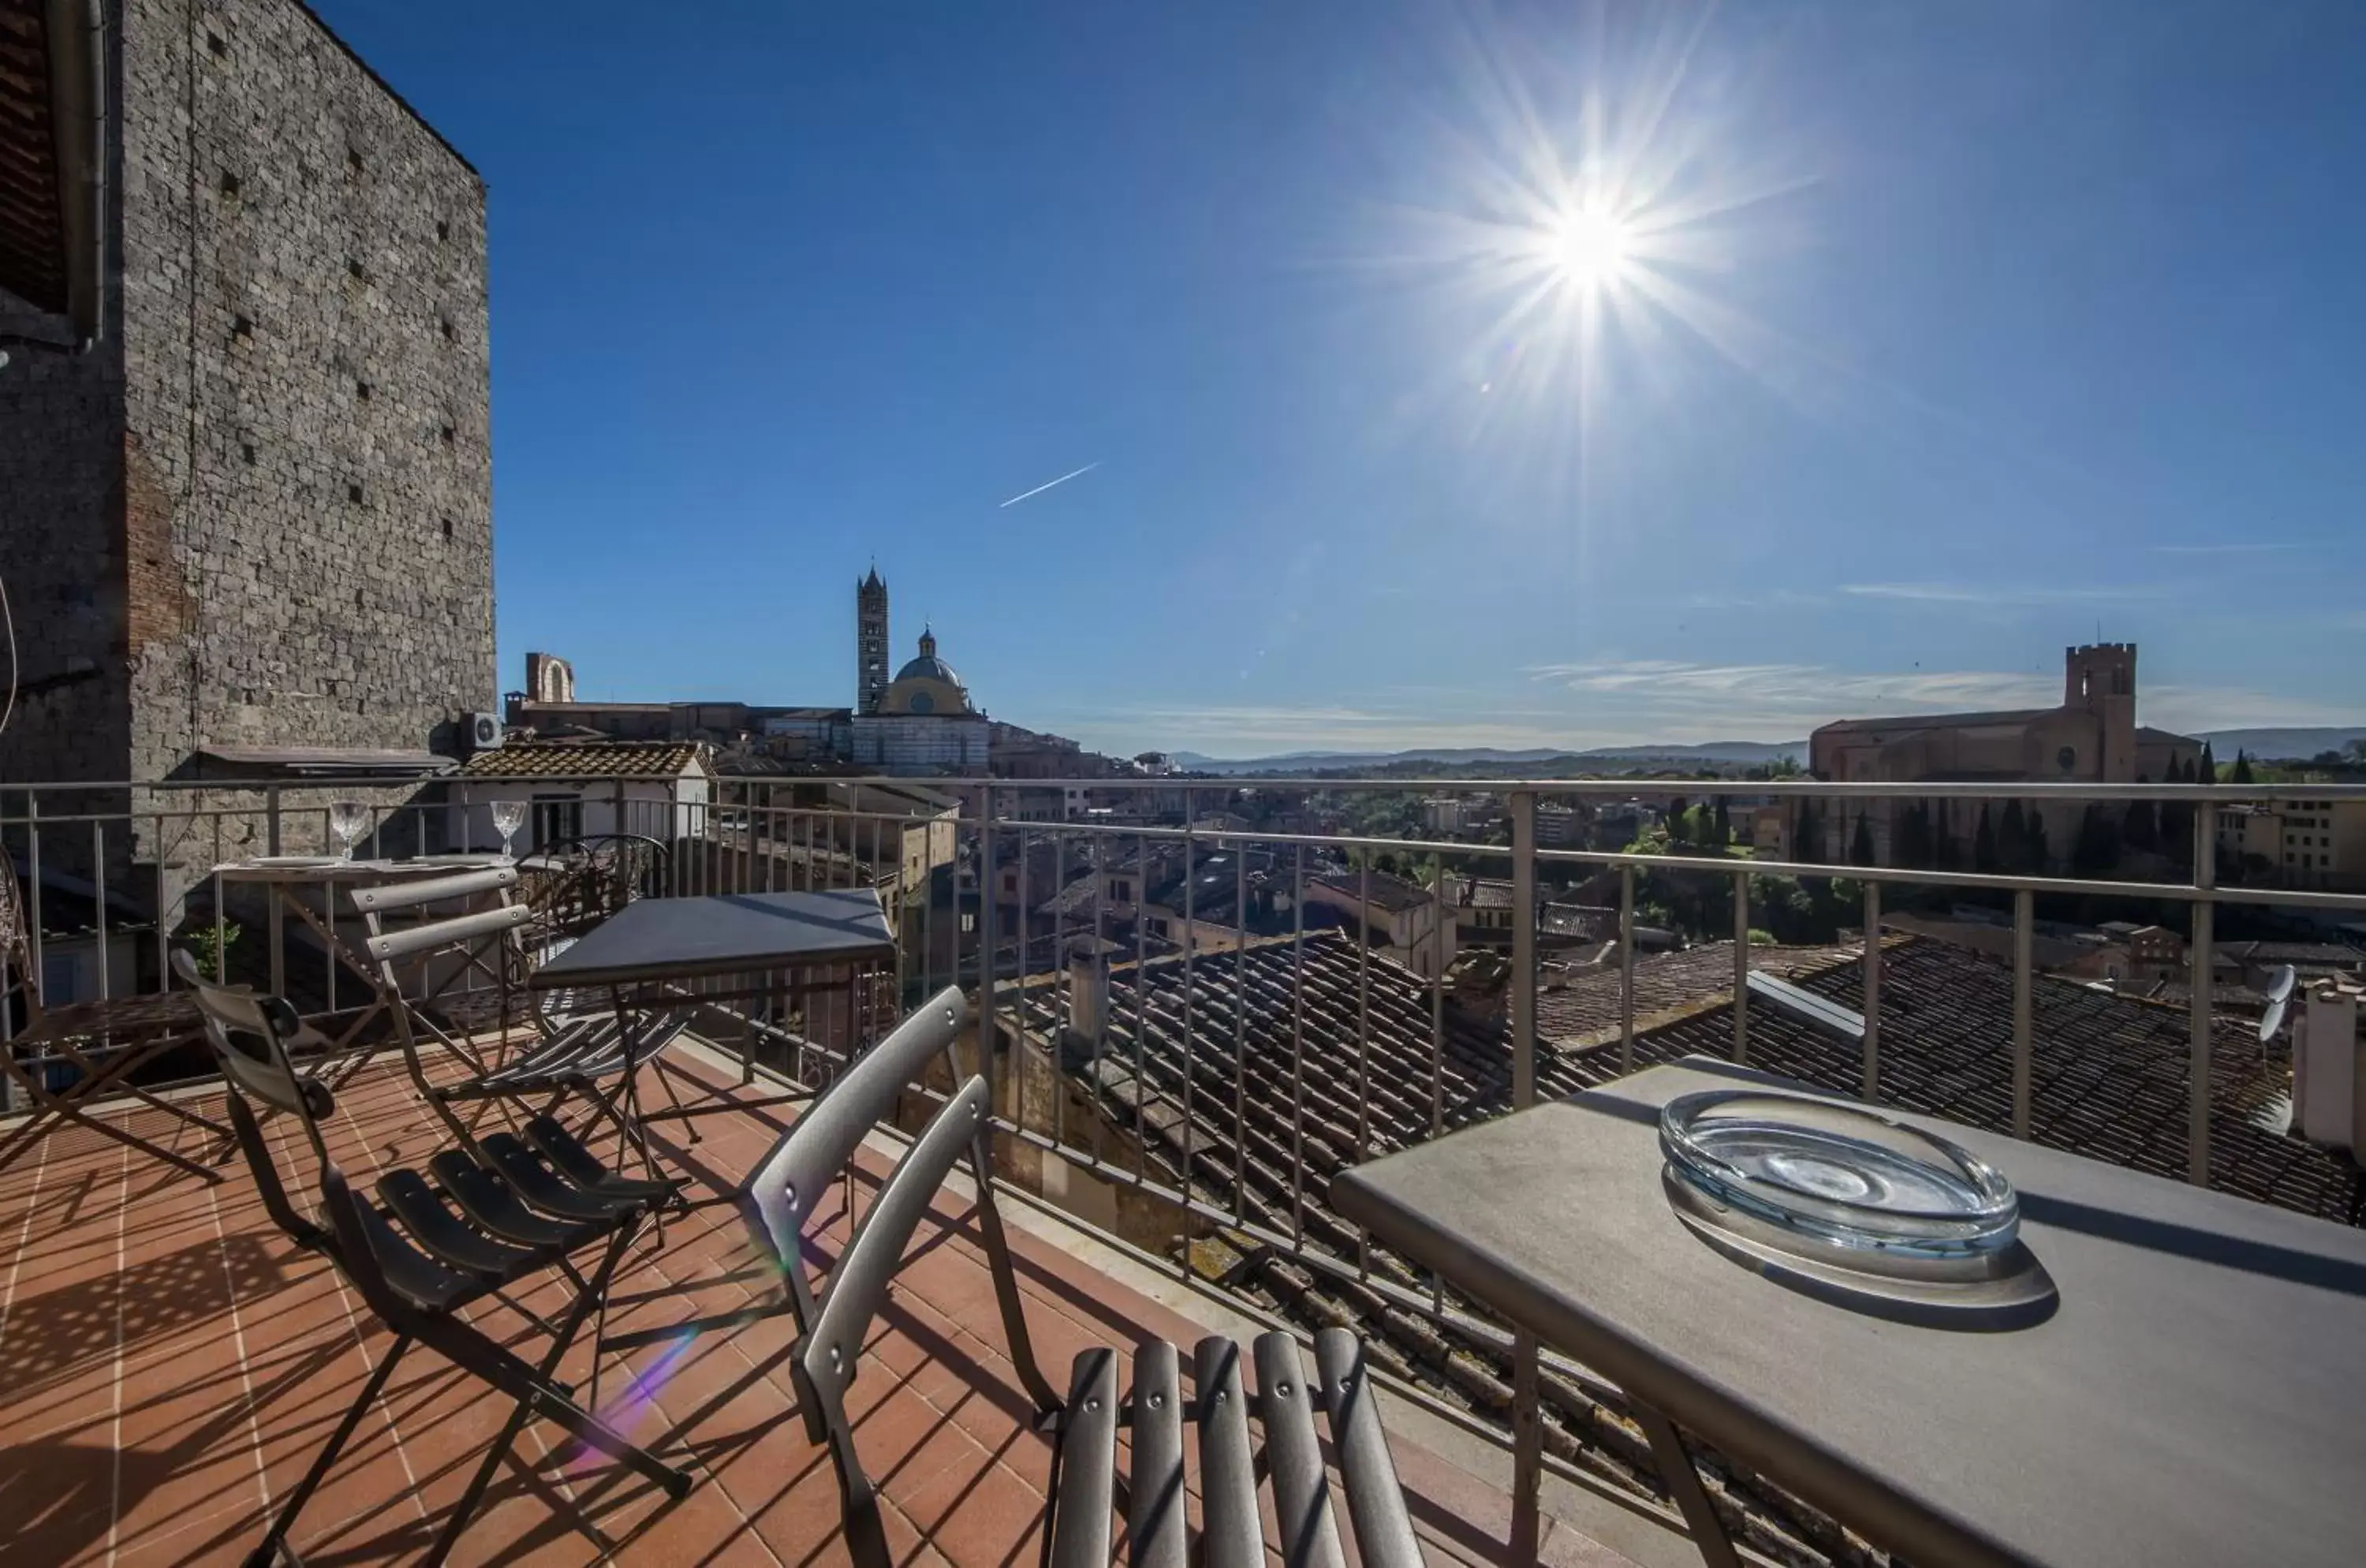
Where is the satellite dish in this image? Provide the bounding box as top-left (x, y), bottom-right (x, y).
top-left (2259, 992), bottom-right (2290, 1047)
top-left (2265, 965), bottom-right (2297, 1006)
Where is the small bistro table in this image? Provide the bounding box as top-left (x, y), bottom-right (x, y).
top-left (527, 887), bottom-right (898, 1111)
top-left (1331, 1057), bottom-right (2366, 1568)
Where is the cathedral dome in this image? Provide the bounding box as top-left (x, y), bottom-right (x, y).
top-left (880, 625), bottom-right (974, 716)
top-left (894, 652), bottom-right (961, 686)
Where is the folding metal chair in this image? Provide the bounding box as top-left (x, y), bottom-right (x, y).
top-left (741, 987), bottom-right (1425, 1567)
top-left (176, 949), bottom-right (692, 1566)
top-left (0, 854), bottom-right (225, 1181)
top-left (349, 867), bottom-right (689, 1188)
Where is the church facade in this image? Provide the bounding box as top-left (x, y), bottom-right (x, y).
top-left (849, 573), bottom-right (989, 774)
top-left (1802, 644), bottom-right (2201, 870)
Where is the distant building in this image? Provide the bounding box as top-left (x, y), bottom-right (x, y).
top-left (856, 566), bottom-right (890, 717)
top-left (849, 625), bottom-right (988, 775)
top-left (1804, 644), bottom-right (2200, 868)
top-left (451, 741), bottom-right (712, 854)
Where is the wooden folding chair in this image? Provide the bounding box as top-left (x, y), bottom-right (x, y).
top-left (0, 854), bottom-right (224, 1181)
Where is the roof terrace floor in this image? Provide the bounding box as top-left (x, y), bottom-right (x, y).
top-left (0, 1040), bottom-right (1631, 1566)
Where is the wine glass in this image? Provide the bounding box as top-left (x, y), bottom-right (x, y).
top-left (328, 801), bottom-right (371, 863)
top-left (490, 799), bottom-right (527, 860)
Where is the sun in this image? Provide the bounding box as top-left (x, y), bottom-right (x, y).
top-left (1543, 204), bottom-right (1632, 290)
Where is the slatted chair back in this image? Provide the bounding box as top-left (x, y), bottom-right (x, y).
top-left (759, 984), bottom-right (1426, 1568)
top-left (173, 946), bottom-right (345, 1251)
top-left (348, 867), bottom-right (532, 1093)
top-left (735, 987), bottom-right (1054, 1557)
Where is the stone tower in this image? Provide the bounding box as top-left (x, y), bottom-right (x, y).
top-left (2066, 643), bottom-right (2138, 782)
top-left (856, 566), bottom-right (890, 716)
top-left (0, 0), bottom-right (493, 790)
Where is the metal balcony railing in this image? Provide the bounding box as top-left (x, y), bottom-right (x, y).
top-left (9, 769), bottom-right (2366, 1563)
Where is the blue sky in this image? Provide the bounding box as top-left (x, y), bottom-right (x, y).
top-left (319, 0), bottom-right (2366, 756)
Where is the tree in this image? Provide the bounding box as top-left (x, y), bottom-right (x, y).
top-left (1972, 805), bottom-right (1998, 873)
top-left (2198, 740), bottom-right (2218, 783)
top-left (2072, 803), bottom-right (2122, 877)
top-left (1849, 813), bottom-right (1876, 868)
top-left (2025, 812), bottom-right (2051, 873)
top-left (2000, 799), bottom-right (2027, 870)
top-left (1794, 803), bottom-right (1824, 864)
top-left (1666, 797), bottom-right (1690, 845)
top-left (2232, 749), bottom-right (2256, 785)
top-left (1897, 802), bottom-right (1935, 869)
top-left (2122, 793), bottom-right (2158, 854)
top-left (1710, 795), bottom-right (1731, 848)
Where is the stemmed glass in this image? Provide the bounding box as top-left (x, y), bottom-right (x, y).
top-left (328, 801), bottom-right (371, 863)
top-left (491, 799), bottom-right (526, 861)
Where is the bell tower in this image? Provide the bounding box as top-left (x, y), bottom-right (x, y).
top-left (856, 566), bottom-right (890, 716)
top-left (2066, 643), bottom-right (2137, 781)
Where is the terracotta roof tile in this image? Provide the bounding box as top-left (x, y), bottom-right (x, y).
top-left (456, 741), bottom-right (707, 779)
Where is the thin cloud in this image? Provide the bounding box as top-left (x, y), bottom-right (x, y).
top-left (1839, 582), bottom-right (2171, 606)
top-left (2150, 541), bottom-right (2307, 556)
top-left (998, 461), bottom-right (1100, 509)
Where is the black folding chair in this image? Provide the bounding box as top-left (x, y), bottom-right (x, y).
top-left (742, 986), bottom-right (1426, 1567)
top-left (349, 867), bottom-right (690, 1186)
top-left (176, 950), bottom-right (692, 1566)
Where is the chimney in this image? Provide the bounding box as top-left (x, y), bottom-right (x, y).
top-left (2293, 979), bottom-right (2364, 1153)
top-left (1068, 947), bottom-right (1109, 1045)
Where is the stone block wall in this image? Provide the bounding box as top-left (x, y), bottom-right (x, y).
top-left (0, 0), bottom-right (493, 801)
top-left (118, 0), bottom-right (494, 782)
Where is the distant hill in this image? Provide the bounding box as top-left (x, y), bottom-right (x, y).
top-left (1167, 741), bottom-right (1808, 775)
top-left (2196, 726), bottom-right (2366, 762)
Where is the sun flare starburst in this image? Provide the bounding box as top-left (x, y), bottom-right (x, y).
top-left (1540, 203), bottom-right (1633, 291)
top-left (1348, 1), bottom-right (1819, 524)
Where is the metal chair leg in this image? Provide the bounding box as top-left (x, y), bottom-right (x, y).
top-left (248, 1334), bottom-right (412, 1567)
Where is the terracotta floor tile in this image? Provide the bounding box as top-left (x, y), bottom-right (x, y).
top-left (0, 1046), bottom-right (1614, 1567)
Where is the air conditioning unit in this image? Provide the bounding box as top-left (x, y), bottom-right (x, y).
top-left (465, 711), bottom-right (503, 754)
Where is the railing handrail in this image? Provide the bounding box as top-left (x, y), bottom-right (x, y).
top-left (9, 771), bottom-right (2366, 803)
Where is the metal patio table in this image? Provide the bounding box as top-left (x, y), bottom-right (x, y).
top-left (528, 887), bottom-right (897, 1114)
top-left (1331, 1057), bottom-right (2366, 1568)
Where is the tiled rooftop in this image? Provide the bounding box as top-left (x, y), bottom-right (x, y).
top-left (1537, 942), bottom-right (1860, 1049)
top-left (457, 741), bottom-right (707, 779)
top-left (0, 1038), bottom-right (1610, 1567)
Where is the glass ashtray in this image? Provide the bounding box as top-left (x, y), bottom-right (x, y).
top-left (1659, 1090), bottom-right (2019, 1261)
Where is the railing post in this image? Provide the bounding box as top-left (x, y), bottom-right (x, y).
top-left (266, 785), bottom-right (285, 997)
top-left (1861, 879), bottom-right (1882, 1099)
top-left (91, 821), bottom-right (108, 1002)
top-left (1731, 868), bottom-right (1750, 1064)
top-left (978, 785), bottom-right (997, 1092)
top-left (2189, 801), bottom-right (2216, 1185)
top-left (1618, 863), bottom-right (1636, 1075)
top-left (2012, 888), bottom-right (2033, 1139)
top-left (1507, 788), bottom-right (1540, 1564)
top-left (1510, 790), bottom-right (1536, 1111)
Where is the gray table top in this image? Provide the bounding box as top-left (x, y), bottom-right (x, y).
top-left (214, 853), bottom-right (506, 884)
top-left (528, 888), bottom-right (894, 989)
top-left (1331, 1058), bottom-right (2366, 1568)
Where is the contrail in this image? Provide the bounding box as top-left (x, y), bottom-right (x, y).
top-left (998, 461), bottom-right (1099, 509)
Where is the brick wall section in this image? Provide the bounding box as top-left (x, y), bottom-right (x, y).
top-left (1, 0), bottom-right (493, 796)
